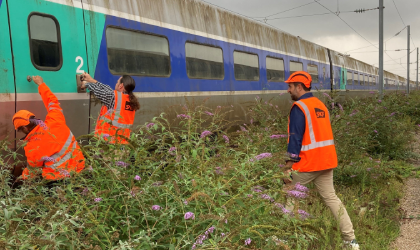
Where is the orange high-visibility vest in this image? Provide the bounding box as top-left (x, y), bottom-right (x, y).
top-left (95, 91), bottom-right (135, 144)
top-left (22, 83), bottom-right (85, 180)
top-left (288, 96), bottom-right (338, 172)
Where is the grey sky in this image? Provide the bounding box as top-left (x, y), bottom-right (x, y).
top-left (202, 0), bottom-right (420, 79)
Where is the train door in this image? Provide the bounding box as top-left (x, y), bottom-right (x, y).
top-left (338, 55), bottom-right (346, 90)
top-left (7, 0), bottom-right (89, 140)
top-left (0, 0), bottom-right (16, 146)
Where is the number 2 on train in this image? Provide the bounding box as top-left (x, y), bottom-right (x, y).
top-left (76, 56), bottom-right (84, 73)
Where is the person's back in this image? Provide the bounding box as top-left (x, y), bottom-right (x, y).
top-left (283, 71), bottom-right (359, 250)
top-left (81, 73), bottom-right (140, 144)
top-left (13, 76), bottom-right (85, 180)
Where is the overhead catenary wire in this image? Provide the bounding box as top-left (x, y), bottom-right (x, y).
top-left (391, 0), bottom-right (416, 48)
top-left (314, 1), bottom-right (406, 72)
top-left (251, 1), bottom-right (316, 19)
top-left (345, 26), bottom-right (407, 53)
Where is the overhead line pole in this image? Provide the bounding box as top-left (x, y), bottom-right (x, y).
top-left (407, 25), bottom-right (410, 94)
top-left (379, 0), bottom-right (384, 97)
top-left (417, 48), bottom-right (419, 90)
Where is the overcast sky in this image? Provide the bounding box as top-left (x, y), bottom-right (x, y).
top-left (203, 0), bottom-right (420, 79)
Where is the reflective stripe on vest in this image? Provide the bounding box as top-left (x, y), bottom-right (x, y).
top-left (99, 92), bottom-right (133, 129)
top-left (296, 100), bottom-right (335, 152)
top-left (46, 132), bottom-right (75, 168)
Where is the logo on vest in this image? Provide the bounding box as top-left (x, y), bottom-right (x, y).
top-left (315, 108), bottom-right (326, 118)
top-left (124, 101), bottom-right (134, 111)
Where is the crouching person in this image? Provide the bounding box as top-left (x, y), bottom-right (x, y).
top-left (12, 76), bottom-right (85, 181)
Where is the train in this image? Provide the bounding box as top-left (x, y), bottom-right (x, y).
top-left (0, 0), bottom-right (417, 148)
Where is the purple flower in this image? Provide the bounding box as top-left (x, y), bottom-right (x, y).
top-left (323, 92), bottom-right (332, 100)
top-left (200, 130), bottom-right (212, 138)
top-left (184, 212), bottom-right (195, 220)
top-left (207, 226), bottom-right (215, 234)
top-left (152, 181), bottom-right (163, 186)
top-left (287, 190), bottom-right (307, 199)
top-left (374, 130), bottom-right (378, 133)
top-left (152, 205), bottom-right (161, 211)
top-left (270, 134), bottom-right (287, 139)
top-left (102, 133), bottom-right (110, 138)
top-left (58, 169), bottom-right (70, 177)
top-left (338, 103), bottom-right (343, 111)
top-left (88, 165), bottom-right (93, 172)
top-left (250, 119), bottom-right (254, 124)
top-left (183, 200), bottom-right (188, 205)
top-left (130, 191), bottom-right (135, 197)
top-left (336, 115), bottom-right (340, 118)
top-left (94, 197), bottom-right (102, 202)
top-left (221, 233), bottom-right (226, 237)
top-left (294, 183), bottom-right (309, 192)
top-left (34, 119), bottom-right (48, 130)
top-left (116, 161), bottom-right (128, 167)
top-left (177, 114), bottom-right (191, 119)
top-left (274, 203), bottom-right (291, 214)
top-left (205, 111), bottom-right (214, 116)
top-left (168, 147), bottom-right (176, 155)
top-left (252, 153), bottom-right (272, 161)
top-left (240, 126), bottom-right (248, 132)
top-left (134, 175), bottom-right (141, 181)
top-left (223, 135), bottom-right (229, 144)
top-left (369, 91), bottom-right (375, 94)
top-left (331, 102), bottom-right (335, 109)
top-left (347, 122), bottom-right (350, 125)
top-left (260, 194), bottom-right (271, 200)
top-left (82, 188), bottom-right (89, 196)
top-left (225, 219), bottom-right (228, 224)
top-left (215, 167), bottom-right (224, 175)
top-left (298, 209), bottom-right (310, 219)
top-left (245, 238), bottom-right (252, 245)
top-left (146, 123), bottom-right (155, 129)
top-left (41, 156), bottom-right (55, 163)
top-left (247, 194), bottom-right (253, 198)
top-left (350, 175), bottom-right (357, 178)
top-left (378, 100), bottom-right (382, 103)
top-left (367, 168), bottom-right (372, 171)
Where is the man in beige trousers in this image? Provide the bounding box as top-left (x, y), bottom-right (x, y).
top-left (283, 71), bottom-right (359, 250)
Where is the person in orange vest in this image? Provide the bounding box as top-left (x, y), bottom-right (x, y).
top-left (80, 73), bottom-right (140, 144)
top-left (283, 71), bottom-right (359, 250)
top-left (12, 76), bottom-right (85, 181)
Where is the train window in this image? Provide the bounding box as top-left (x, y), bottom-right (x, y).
top-left (307, 65), bottom-right (318, 83)
top-left (234, 51), bottom-right (259, 81)
top-left (373, 76), bottom-right (377, 85)
top-left (106, 27), bottom-right (170, 76)
top-left (28, 13), bottom-right (62, 70)
top-left (185, 43), bottom-right (224, 80)
top-left (290, 61), bottom-right (303, 75)
top-left (266, 57), bottom-right (284, 82)
top-left (347, 71), bottom-right (353, 85)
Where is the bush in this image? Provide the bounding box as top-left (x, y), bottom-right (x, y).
top-left (1, 91), bottom-right (418, 249)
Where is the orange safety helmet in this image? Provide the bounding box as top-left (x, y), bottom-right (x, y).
top-left (12, 110), bottom-right (35, 130)
top-left (285, 71), bottom-right (312, 88)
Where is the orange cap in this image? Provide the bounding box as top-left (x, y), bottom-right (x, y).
top-left (12, 110), bottom-right (35, 130)
top-left (285, 71), bottom-right (312, 88)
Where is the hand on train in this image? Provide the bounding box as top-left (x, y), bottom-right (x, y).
top-left (32, 76), bottom-right (44, 86)
top-left (82, 72), bottom-right (97, 84)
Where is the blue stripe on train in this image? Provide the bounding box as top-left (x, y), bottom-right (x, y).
top-left (0, 0), bottom-right (3, 8)
top-left (94, 15), bottom-right (333, 93)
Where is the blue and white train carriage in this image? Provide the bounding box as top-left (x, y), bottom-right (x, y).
top-left (0, 0), bottom-right (415, 146)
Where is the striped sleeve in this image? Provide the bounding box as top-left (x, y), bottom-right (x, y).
top-left (85, 82), bottom-right (115, 110)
